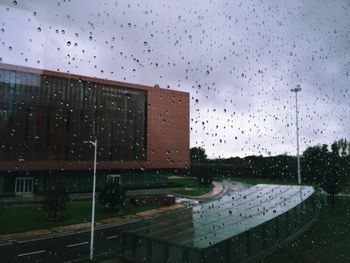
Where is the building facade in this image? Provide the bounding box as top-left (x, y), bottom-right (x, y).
top-left (0, 64), bottom-right (189, 194)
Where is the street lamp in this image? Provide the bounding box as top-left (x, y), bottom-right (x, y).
top-left (290, 85), bottom-right (302, 184)
top-left (84, 139), bottom-right (97, 261)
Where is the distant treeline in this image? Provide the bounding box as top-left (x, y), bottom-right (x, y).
top-left (190, 139), bottom-right (350, 194)
top-left (191, 155), bottom-right (296, 181)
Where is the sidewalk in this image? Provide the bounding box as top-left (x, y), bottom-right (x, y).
top-left (198, 181), bottom-right (224, 198)
top-left (172, 181), bottom-right (225, 199)
top-left (0, 204), bottom-right (185, 242)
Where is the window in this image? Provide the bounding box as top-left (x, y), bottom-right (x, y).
top-left (8, 71), bottom-right (16, 117)
top-left (0, 1), bottom-right (349, 262)
top-left (107, 174), bottom-right (121, 185)
top-left (15, 177), bottom-right (33, 194)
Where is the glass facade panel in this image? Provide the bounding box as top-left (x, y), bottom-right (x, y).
top-left (0, 68), bottom-right (147, 162)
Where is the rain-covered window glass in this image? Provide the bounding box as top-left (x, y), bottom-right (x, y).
top-left (0, 1), bottom-right (349, 263)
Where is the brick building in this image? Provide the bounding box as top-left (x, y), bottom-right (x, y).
top-left (0, 64), bottom-right (189, 194)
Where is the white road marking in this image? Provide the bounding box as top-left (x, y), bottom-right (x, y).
top-left (18, 250), bottom-right (46, 257)
top-left (106, 234), bottom-right (120, 239)
top-left (67, 241), bottom-right (88, 248)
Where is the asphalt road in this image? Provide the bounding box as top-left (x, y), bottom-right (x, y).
top-left (1, 223), bottom-right (126, 263)
top-left (0, 206), bottom-right (195, 263)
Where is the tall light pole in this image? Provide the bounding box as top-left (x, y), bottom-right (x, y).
top-left (290, 85), bottom-right (302, 184)
top-left (84, 139), bottom-right (97, 261)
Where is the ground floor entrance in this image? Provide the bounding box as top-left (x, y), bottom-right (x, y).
top-left (15, 177), bottom-right (34, 195)
top-left (0, 169), bottom-right (185, 194)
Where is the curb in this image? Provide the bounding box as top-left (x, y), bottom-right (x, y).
top-left (0, 204), bottom-right (187, 244)
top-left (171, 181), bottom-right (226, 200)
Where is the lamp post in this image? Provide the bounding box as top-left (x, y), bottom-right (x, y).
top-left (290, 85), bottom-right (302, 184)
top-left (84, 139), bottom-right (97, 261)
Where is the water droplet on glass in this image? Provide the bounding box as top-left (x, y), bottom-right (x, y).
top-left (37, 27), bottom-right (41, 32)
top-left (13, 1), bottom-right (17, 5)
top-left (67, 41), bottom-right (71, 46)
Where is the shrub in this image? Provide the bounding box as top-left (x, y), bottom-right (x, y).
top-left (99, 182), bottom-right (126, 213)
top-left (43, 183), bottom-right (69, 221)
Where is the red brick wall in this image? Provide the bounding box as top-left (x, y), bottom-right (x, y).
top-left (146, 88), bottom-right (190, 169)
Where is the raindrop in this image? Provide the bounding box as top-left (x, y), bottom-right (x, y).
top-left (33, 11), bottom-right (37, 16)
top-left (13, 1), bottom-right (17, 5)
top-left (67, 41), bottom-right (71, 46)
top-left (8, 46), bottom-right (12, 51)
top-left (89, 36), bottom-right (93, 41)
top-left (37, 27), bottom-right (41, 32)
top-left (144, 41), bottom-right (148, 46)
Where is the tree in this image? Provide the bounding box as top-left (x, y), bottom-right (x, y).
top-left (99, 182), bottom-right (126, 213)
top-left (337, 138), bottom-right (350, 157)
top-left (302, 144), bottom-right (329, 184)
top-left (322, 141), bottom-right (347, 207)
top-left (190, 147), bottom-right (207, 163)
top-left (43, 183), bottom-right (69, 221)
top-left (191, 164), bottom-right (213, 186)
top-left (303, 139), bottom-right (349, 207)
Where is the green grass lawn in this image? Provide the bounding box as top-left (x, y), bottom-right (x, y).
top-left (168, 177), bottom-right (213, 196)
top-left (262, 196), bottom-right (350, 262)
top-left (0, 201), bottom-right (160, 235)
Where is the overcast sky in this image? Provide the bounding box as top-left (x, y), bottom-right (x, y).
top-left (1, 0), bottom-right (349, 158)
